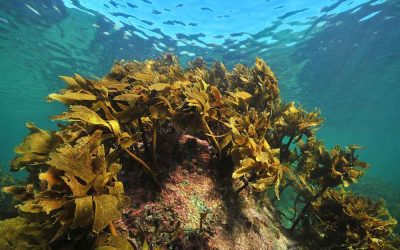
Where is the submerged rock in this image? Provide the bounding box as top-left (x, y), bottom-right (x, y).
top-left (117, 128), bottom-right (295, 249)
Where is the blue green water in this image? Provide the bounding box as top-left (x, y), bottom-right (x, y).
top-left (0, 0), bottom-right (399, 205)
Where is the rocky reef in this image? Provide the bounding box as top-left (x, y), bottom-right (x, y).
top-left (116, 131), bottom-right (294, 249)
top-left (0, 55), bottom-right (398, 249)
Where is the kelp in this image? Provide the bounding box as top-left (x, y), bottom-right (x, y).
top-left (10, 123), bottom-right (57, 172)
top-left (0, 168), bottom-right (17, 220)
top-left (91, 235), bottom-right (133, 250)
top-left (304, 190), bottom-right (397, 249)
top-left (1, 54), bottom-right (397, 249)
top-left (0, 217), bottom-right (51, 249)
top-left (3, 129), bottom-right (126, 247)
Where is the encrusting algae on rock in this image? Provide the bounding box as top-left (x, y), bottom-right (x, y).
top-left (0, 54), bottom-right (399, 249)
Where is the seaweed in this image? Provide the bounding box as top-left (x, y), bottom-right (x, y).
top-left (0, 167), bottom-right (17, 220)
top-left (0, 54), bottom-right (397, 249)
top-left (301, 190), bottom-right (397, 249)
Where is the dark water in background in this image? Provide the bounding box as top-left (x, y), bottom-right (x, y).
top-left (0, 0), bottom-right (399, 201)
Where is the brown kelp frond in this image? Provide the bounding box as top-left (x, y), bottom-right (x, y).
top-left (228, 109), bottom-right (286, 198)
top-left (11, 123), bottom-right (57, 171)
top-left (274, 102), bottom-right (323, 137)
top-left (4, 127), bottom-right (127, 247)
top-left (305, 190), bottom-right (397, 249)
top-left (296, 137), bottom-right (368, 189)
top-left (0, 217), bottom-right (52, 249)
top-left (92, 234), bottom-right (134, 250)
top-left (2, 55), bottom-right (397, 248)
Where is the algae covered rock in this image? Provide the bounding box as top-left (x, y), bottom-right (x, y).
top-left (116, 131), bottom-right (295, 249)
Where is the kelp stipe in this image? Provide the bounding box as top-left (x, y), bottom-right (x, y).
top-left (0, 54), bottom-right (398, 249)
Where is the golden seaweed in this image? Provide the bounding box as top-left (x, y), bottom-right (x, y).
top-left (1, 54), bottom-right (397, 249)
top-left (11, 123), bottom-right (56, 171)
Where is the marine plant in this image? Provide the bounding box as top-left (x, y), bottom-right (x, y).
top-left (0, 167), bottom-right (16, 220)
top-left (0, 54), bottom-right (398, 249)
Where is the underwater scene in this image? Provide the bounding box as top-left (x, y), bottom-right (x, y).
top-left (0, 0), bottom-right (399, 249)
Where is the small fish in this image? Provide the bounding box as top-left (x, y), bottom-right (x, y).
top-left (25, 4), bottom-right (41, 16)
top-left (0, 17), bottom-right (8, 24)
top-left (53, 6), bottom-right (61, 13)
top-left (200, 7), bottom-right (213, 12)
